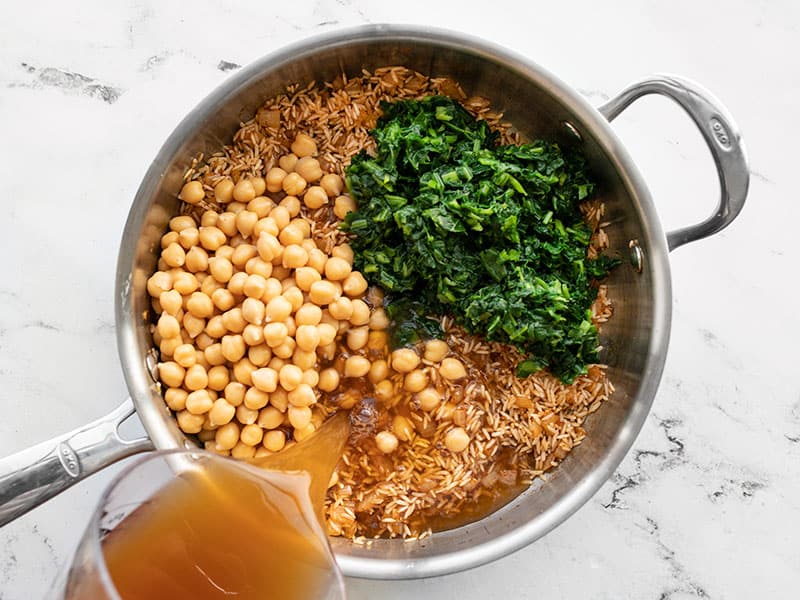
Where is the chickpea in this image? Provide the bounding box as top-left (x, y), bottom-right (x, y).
top-left (391, 348), bottom-right (420, 373)
top-left (225, 272), bottom-right (246, 296)
top-left (333, 195), bottom-right (356, 220)
top-left (162, 242), bottom-right (186, 268)
top-left (255, 233), bottom-right (280, 265)
top-left (282, 172), bottom-right (307, 196)
top-left (230, 441), bottom-right (255, 459)
top-left (344, 355), bottom-right (371, 378)
top-left (440, 357), bottom-right (467, 381)
top-left (161, 232), bottom-right (180, 251)
top-left (316, 323), bottom-right (337, 346)
top-left (170, 215), bottom-right (195, 232)
top-left (288, 347), bottom-right (314, 370)
top-left (404, 369), bottom-right (428, 393)
top-left (282, 287), bottom-right (304, 313)
top-left (281, 244), bottom-right (308, 269)
top-left (251, 367), bottom-right (279, 393)
top-left (269, 387), bottom-right (288, 412)
top-left (184, 246), bottom-right (208, 273)
top-left (207, 365), bottom-right (229, 391)
top-left (249, 195), bottom-right (275, 218)
top-left (346, 327), bottom-right (369, 351)
top-left (204, 343), bottom-right (225, 366)
top-left (158, 361), bottom-right (185, 387)
top-left (263, 322), bottom-right (288, 347)
top-left (258, 406), bottom-right (284, 430)
top-left (291, 134), bottom-right (317, 157)
top-left (180, 180), bottom-right (205, 205)
top-left (186, 292), bottom-right (214, 319)
top-left (232, 241), bottom-right (257, 266)
top-left (236, 403), bottom-right (259, 425)
top-left (184, 364), bottom-right (208, 391)
top-left (330, 243), bottom-right (352, 263)
top-left (200, 275), bottom-right (222, 298)
top-left (221, 334), bottom-right (246, 362)
top-left (208, 398), bottom-right (235, 427)
top-left (295, 157), bottom-right (322, 183)
top-left (326, 297), bottom-right (352, 321)
top-left (214, 178), bottom-right (235, 204)
top-left (194, 346), bottom-right (212, 366)
top-left (309, 280), bottom-right (340, 306)
top-left (178, 227), bottom-right (200, 250)
top-left (279, 364), bottom-right (303, 391)
top-left (424, 339), bottom-right (449, 363)
top-left (177, 410), bottom-right (205, 434)
top-left (242, 324), bottom-right (264, 347)
top-left (156, 313), bottom-right (180, 339)
top-left (198, 226), bottom-right (227, 251)
top-left (302, 369), bottom-right (319, 388)
top-left (147, 271), bottom-right (172, 297)
top-left (201, 210), bottom-right (219, 228)
top-left (232, 358), bottom-right (256, 387)
top-left (391, 415), bottom-right (414, 442)
top-left (276, 196), bottom-right (299, 219)
top-left (206, 256), bottom-right (232, 283)
top-left (303, 186), bottom-right (328, 209)
top-left (295, 303), bottom-right (322, 326)
top-left (262, 430), bottom-right (286, 452)
top-left (320, 173), bottom-right (344, 198)
top-left (444, 427), bottom-right (470, 453)
top-left (237, 297), bottom-right (264, 327)
top-left (248, 343), bottom-right (272, 367)
top-left (211, 422), bottom-right (239, 451)
top-left (375, 431), bottom-right (399, 454)
top-left (342, 272), bottom-right (368, 298)
top-left (245, 257), bottom-right (272, 278)
top-left (324, 257), bottom-right (352, 282)
top-left (224, 381), bottom-right (246, 406)
top-left (209, 289), bottom-right (234, 313)
top-left (156, 290), bottom-right (180, 317)
top-left (417, 388), bottom-right (441, 412)
top-left (241, 274), bottom-right (265, 300)
top-left (233, 178), bottom-right (256, 203)
top-left (294, 267), bottom-right (321, 292)
top-left (185, 389), bottom-right (213, 415)
top-left (260, 298), bottom-right (290, 326)
top-left (307, 248), bottom-right (327, 274)
top-left (349, 299), bottom-right (370, 326)
top-left (288, 405), bottom-right (312, 430)
top-left (294, 422), bottom-right (317, 442)
top-left (279, 153), bottom-right (298, 172)
top-left (216, 213), bottom-right (238, 237)
top-left (278, 223), bottom-right (304, 246)
top-left (269, 205), bottom-right (291, 231)
top-left (164, 387), bottom-right (188, 411)
top-left (244, 386), bottom-right (270, 410)
top-left (222, 307), bottom-right (246, 333)
top-left (290, 324), bottom-right (317, 353)
top-left (288, 383), bottom-right (316, 408)
top-left (369, 307), bottom-right (390, 331)
top-left (263, 166), bottom-right (286, 193)
top-left (250, 176), bottom-right (266, 197)
top-left (368, 359), bottom-right (389, 384)
top-left (373, 380), bottom-right (394, 403)
top-left (159, 336), bottom-right (181, 358)
top-left (316, 368), bottom-right (339, 393)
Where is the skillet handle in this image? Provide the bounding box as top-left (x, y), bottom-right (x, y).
top-left (0, 398), bottom-right (152, 527)
top-left (598, 74), bottom-right (749, 251)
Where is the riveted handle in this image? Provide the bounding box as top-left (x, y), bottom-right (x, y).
top-left (598, 74), bottom-right (749, 251)
top-left (0, 398), bottom-right (153, 527)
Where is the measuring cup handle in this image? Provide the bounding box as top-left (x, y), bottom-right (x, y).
top-left (0, 398), bottom-right (152, 527)
top-left (598, 73), bottom-right (749, 251)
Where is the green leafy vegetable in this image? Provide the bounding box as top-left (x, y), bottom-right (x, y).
top-left (343, 96), bottom-right (618, 382)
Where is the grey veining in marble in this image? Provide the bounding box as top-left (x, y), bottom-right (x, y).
top-left (1, 1), bottom-right (799, 598)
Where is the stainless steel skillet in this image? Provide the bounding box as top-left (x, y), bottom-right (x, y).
top-left (0, 25), bottom-right (748, 579)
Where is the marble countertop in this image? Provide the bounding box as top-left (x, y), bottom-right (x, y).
top-left (1, 1), bottom-right (798, 598)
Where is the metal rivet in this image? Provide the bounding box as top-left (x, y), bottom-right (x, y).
top-left (145, 348), bottom-right (160, 382)
top-left (628, 239), bottom-right (644, 274)
top-left (561, 120), bottom-right (582, 141)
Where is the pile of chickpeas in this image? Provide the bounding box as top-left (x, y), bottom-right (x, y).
top-left (149, 133), bottom-right (471, 460)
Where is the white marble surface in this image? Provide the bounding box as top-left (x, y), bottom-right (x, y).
top-left (1, 1), bottom-right (798, 598)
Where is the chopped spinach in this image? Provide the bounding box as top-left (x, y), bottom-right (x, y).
top-left (343, 96), bottom-right (618, 382)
